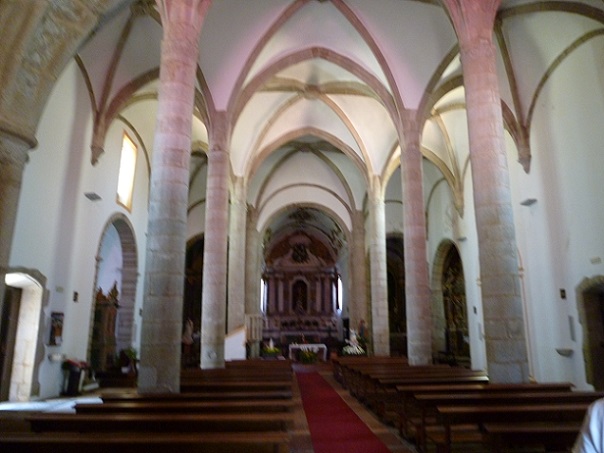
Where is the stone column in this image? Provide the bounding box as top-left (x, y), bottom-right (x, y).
top-left (245, 206), bottom-right (261, 357)
top-left (277, 276), bottom-right (284, 313)
top-left (227, 176), bottom-right (246, 333)
top-left (350, 210), bottom-right (368, 333)
top-left (0, 133), bottom-right (31, 320)
top-left (400, 112), bottom-right (432, 365)
top-left (443, 0), bottom-right (529, 382)
top-left (201, 112), bottom-right (230, 369)
top-left (267, 274), bottom-right (276, 314)
top-left (138, 0), bottom-right (211, 392)
top-left (368, 178), bottom-right (390, 356)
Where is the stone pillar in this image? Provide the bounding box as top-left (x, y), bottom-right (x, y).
top-left (323, 275), bottom-right (331, 313)
top-left (201, 112), bottom-right (230, 369)
top-left (315, 276), bottom-right (322, 313)
top-left (368, 178), bottom-right (390, 356)
top-left (0, 133), bottom-right (31, 320)
top-left (443, 0), bottom-right (529, 382)
top-left (400, 112), bottom-right (432, 365)
top-left (245, 206), bottom-right (261, 357)
top-left (227, 176), bottom-right (246, 333)
top-left (277, 277), bottom-right (284, 313)
top-left (350, 210), bottom-right (368, 333)
top-left (268, 274), bottom-right (276, 314)
top-left (138, 0), bottom-right (211, 392)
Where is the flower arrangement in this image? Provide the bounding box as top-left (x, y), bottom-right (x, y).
top-left (299, 349), bottom-right (318, 364)
top-left (342, 343), bottom-right (366, 356)
top-left (262, 338), bottom-right (281, 357)
top-left (341, 329), bottom-right (366, 356)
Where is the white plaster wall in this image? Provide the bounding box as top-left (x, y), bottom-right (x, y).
top-left (423, 158), bottom-right (485, 372)
top-left (384, 168), bottom-right (403, 235)
top-left (9, 60), bottom-right (150, 398)
top-left (97, 225), bottom-right (123, 294)
top-left (519, 36), bottom-right (604, 388)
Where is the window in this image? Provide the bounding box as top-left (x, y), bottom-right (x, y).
top-left (116, 133), bottom-right (137, 210)
top-left (260, 278), bottom-right (267, 313)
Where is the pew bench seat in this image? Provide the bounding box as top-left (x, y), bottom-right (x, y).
top-left (0, 431), bottom-right (290, 453)
top-left (75, 399), bottom-right (295, 414)
top-left (27, 412), bottom-right (294, 433)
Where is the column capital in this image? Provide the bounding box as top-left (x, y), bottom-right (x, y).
top-left (0, 131), bottom-right (32, 168)
top-left (0, 121), bottom-right (37, 151)
top-left (156, 0), bottom-right (212, 36)
top-left (442, 0), bottom-right (500, 48)
top-left (209, 110), bottom-right (231, 154)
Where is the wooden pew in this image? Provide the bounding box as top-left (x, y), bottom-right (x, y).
top-left (27, 412), bottom-right (294, 433)
top-left (101, 389), bottom-right (294, 402)
top-left (409, 390), bottom-right (601, 451)
top-left (482, 421), bottom-right (582, 453)
top-left (428, 402), bottom-right (590, 453)
top-left (75, 399), bottom-right (295, 414)
top-left (332, 356), bottom-right (408, 386)
top-left (179, 380), bottom-right (292, 393)
top-left (180, 368), bottom-right (292, 382)
top-left (393, 382), bottom-right (575, 442)
top-left (362, 371), bottom-right (489, 409)
top-left (226, 359), bottom-right (292, 368)
top-left (0, 431), bottom-right (290, 453)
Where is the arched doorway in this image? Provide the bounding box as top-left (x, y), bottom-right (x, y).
top-left (432, 241), bottom-right (469, 366)
top-left (386, 235), bottom-right (406, 356)
top-left (577, 276), bottom-right (604, 390)
top-left (0, 271), bottom-right (45, 401)
top-left (89, 215), bottom-right (138, 372)
top-left (183, 236), bottom-right (203, 368)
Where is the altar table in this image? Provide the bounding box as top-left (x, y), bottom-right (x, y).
top-left (288, 343), bottom-right (328, 362)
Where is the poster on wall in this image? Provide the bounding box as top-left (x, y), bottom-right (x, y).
top-left (49, 311), bottom-right (64, 346)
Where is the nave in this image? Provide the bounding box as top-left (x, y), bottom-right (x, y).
top-left (0, 359), bottom-right (413, 453)
top-left (0, 355), bottom-right (598, 452)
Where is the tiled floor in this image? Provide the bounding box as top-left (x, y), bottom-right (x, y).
top-left (0, 363), bottom-right (418, 453)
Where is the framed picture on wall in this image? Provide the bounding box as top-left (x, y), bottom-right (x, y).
top-left (49, 312), bottom-right (64, 346)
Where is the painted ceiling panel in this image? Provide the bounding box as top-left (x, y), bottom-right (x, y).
top-left (258, 151), bottom-right (352, 207)
top-left (256, 97), bottom-right (361, 162)
top-left (245, 1), bottom-right (389, 90)
top-left (79, 12), bottom-right (162, 107)
top-left (200, 0), bottom-right (292, 110)
top-left (501, 10), bottom-right (602, 125)
top-left (271, 58), bottom-right (366, 86)
top-left (231, 91), bottom-right (294, 175)
top-left (258, 186), bottom-right (352, 234)
top-left (329, 94), bottom-right (397, 177)
top-left (346, 0), bottom-right (457, 109)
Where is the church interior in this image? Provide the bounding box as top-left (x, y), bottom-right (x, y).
top-left (1, 0), bottom-right (604, 451)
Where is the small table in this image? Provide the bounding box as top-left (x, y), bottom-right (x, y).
top-left (288, 343), bottom-right (328, 362)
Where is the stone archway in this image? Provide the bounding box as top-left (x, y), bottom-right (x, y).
top-left (183, 236), bottom-right (204, 368)
top-left (386, 235), bottom-right (406, 356)
top-left (89, 215), bottom-right (138, 371)
top-left (432, 240), bottom-right (469, 366)
top-left (1, 270), bottom-right (46, 402)
top-left (576, 275), bottom-right (604, 390)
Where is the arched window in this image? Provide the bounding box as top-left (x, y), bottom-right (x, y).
top-left (116, 132), bottom-right (137, 210)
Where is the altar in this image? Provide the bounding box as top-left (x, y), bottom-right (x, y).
top-left (288, 343), bottom-right (328, 362)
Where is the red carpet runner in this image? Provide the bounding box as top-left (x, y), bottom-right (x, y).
top-left (296, 371), bottom-right (391, 453)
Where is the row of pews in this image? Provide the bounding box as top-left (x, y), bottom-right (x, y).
top-left (0, 359), bottom-right (295, 452)
top-left (333, 355), bottom-right (600, 452)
